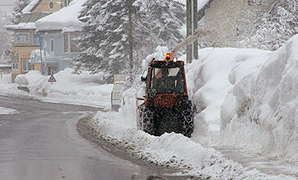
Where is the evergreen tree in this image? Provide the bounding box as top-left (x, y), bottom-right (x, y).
top-left (74, 0), bottom-right (185, 82)
top-left (74, 0), bottom-right (106, 74)
top-left (0, 15), bottom-right (12, 59)
top-left (133, 0), bottom-right (185, 63)
top-left (74, 0), bottom-right (133, 82)
top-left (11, 0), bottom-right (31, 24)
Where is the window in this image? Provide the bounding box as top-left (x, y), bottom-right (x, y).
top-left (22, 59), bottom-right (29, 72)
top-left (33, 33), bottom-right (39, 45)
top-left (50, 39), bottom-right (54, 52)
top-left (49, 2), bottom-right (54, 9)
top-left (64, 0), bottom-right (71, 6)
top-left (70, 32), bottom-right (80, 52)
top-left (12, 62), bottom-right (19, 72)
top-left (16, 32), bottom-right (30, 44)
top-left (64, 34), bottom-right (69, 52)
top-left (64, 32), bottom-right (80, 53)
top-left (12, 51), bottom-right (19, 72)
top-left (150, 67), bottom-right (186, 94)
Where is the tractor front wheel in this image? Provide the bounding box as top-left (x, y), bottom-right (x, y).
top-left (179, 101), bottom-right (194, 137)
top-left (139, 104), bottom-right (155, 135)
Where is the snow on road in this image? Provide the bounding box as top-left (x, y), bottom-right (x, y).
top-left (0, 107), bottom-right (19, 115)
top-left (2, 35), bottom-right (298, 179)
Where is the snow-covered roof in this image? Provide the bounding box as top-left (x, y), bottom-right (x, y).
top-left (22, 0), bottom-right (41, 14)
top-left (35, 0), bottom-right (86, 32)
top-left (199, 0), bottom-right (211, 8)
top-left (5, 22), bottom-right (36, 30)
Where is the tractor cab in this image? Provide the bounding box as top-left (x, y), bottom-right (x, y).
top-left (149, 60), bottom-right (186, 95)
top-left (143, 53), bottom-right (188, 98)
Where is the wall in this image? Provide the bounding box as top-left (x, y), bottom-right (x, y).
top-left (202, 0), bottom-right (278, 47)
top-left (11, 46), bottom-right (39, 81)
top-left (40, 30), bottom-right (79, 73)
top-left (32, 0), bottom-right (64, 14)
top-left (31, 0), bottom-right (73, 14)
top-left (203, 0), bottom-right (256, 47)
top-left (14, 30), bottom-right (39, 47)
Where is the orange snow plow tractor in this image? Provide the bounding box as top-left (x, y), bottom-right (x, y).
top-left (137, 53), bottom-right (194, 137)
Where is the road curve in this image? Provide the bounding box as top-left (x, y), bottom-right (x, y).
top-left (0, 96), bottom-right (144, 180)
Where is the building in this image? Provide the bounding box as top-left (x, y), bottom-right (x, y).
top-left (201, 0), bottom-right (274, 47)
top-left (35, 0), bottom-right (86, 75)
top-left (6, 0), bottom-right (73, 81)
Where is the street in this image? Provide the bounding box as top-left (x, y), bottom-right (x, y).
top-left (0, 96), bottom-right (147, 180)
top-left (1, 95), bottom-right (298, 179)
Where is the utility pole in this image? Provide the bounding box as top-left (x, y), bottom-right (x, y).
top-left (186, 0), bottom-right (192, 64)
top-left (186, 0), bottom-right (198, 63)
top-left (193, 0), bottom-right (198, 60)
top-left (127, 0), bottom-right (134, 82)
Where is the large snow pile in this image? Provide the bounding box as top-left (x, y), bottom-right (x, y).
top-left (7, 68), bottom-right (112, 108)
top-left (92, 111), bottom-right (294, 179)
top-left (186, 47), bottom-right (270, 133)
top-left (217, 35), bottom-right (298, 160)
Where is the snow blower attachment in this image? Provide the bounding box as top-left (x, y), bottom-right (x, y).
top-left (137, 53), bottom-right (194, 137)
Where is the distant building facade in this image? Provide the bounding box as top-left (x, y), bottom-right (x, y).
top-left (35, 0), bottom-right (85, 75)
top-left (201, 0), bottom-right (274, 47)
top-left (6, 0), bottom-right (73, 81)
top-left (36, 30), bottom-right (81, 75)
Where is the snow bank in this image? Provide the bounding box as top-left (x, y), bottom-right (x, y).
top-left (0, 74), bottom-right (28, 97)
top-left (186, 48), bottom-right (270, 133)
top-left (93, 111), bottom-right (294, 179)
top-left (218, 35), bottom-right (298, 160)
top-left (0, 73), bottom-right (12, 84)
top-left (11, 69), bottom-right (112, 108)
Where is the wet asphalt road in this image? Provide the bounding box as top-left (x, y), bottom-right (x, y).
top-left (0, 96), bottom-right (142, 180)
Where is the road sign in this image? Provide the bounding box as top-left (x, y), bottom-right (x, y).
top-left (48, 74), bottom-right (56, 83)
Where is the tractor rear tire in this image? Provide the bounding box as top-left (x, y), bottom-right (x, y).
top-left (139, 104), bottom-right (155, 135)
top-left (157, 106), bottom-right (194, 138)
top-left (179, 101), bottom-right (194, 137)
top-left (181, 107), bottom-right (194, 138)
top-left (157, 108), bottom-right (180, 136)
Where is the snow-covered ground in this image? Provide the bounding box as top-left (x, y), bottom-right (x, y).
top-left (2, 35), bottom-right (298, 179)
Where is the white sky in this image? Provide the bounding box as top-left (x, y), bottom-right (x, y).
top-left (0, 0), bottom-right (15, 14)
